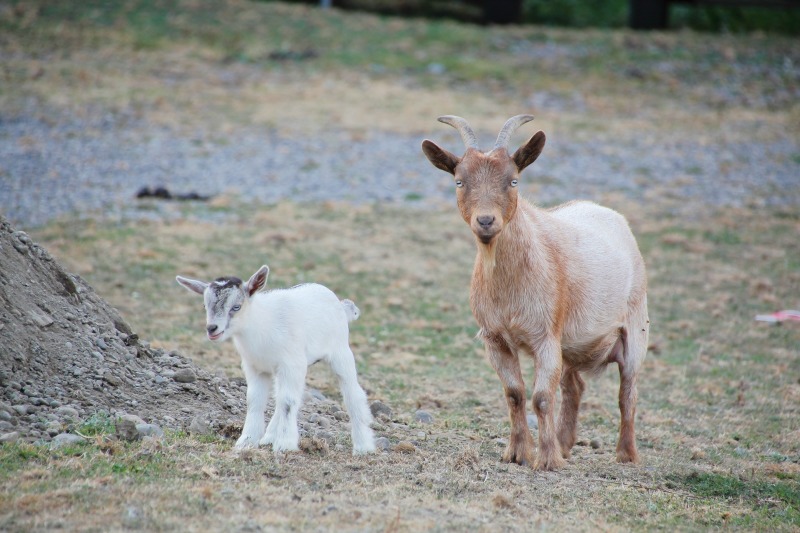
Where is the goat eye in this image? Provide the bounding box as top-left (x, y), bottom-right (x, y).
top-left (232, 305), bottom-right (241, 312)
top-left (511, 179), bottom-right (518, 187)
top-left (455, 180), bottom-right (463, 188)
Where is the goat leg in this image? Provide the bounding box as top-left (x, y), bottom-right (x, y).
top-left (485, 334), bottom-right (535, 466)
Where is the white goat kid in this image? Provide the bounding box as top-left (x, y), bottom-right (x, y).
top-left (176, 265), bottom-right (375, 455)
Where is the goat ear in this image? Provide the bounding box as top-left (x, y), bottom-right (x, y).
top-left (246, 265), bottom-right (270, 296)
top-left (176, 276), bottom-right (208, 295)
top-left (422, 140), bottom-right (460, 175)
top-left (512, 131), bottom-right (546, 172)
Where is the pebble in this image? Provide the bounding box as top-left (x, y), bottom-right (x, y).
top-left (189, 415), bottom-right (212, 436)
top-left (414, 410), bottom-right (434, 424)
top-left (136, 423), bottom-right (164, 438)
top-left (173, 369), bottom-right (197, 383)
top-left (333, 410), bottom-right (347, 421)
top-left (375, 436), bottom-right (391, 451)
top-left (46, 421), bottom-right (63, 436)
top-left (116, 414), bottom-right (145, 441)
top-left (369, 400), bottom-right (392, 419)
top-left (51, 433), bottom-right (85, 448)
top-left (0, 411), bottom-right (11, 422)
top-left (590, 438), bottom-right (602, 449)
top-left (56, 406), bottom-right (80, 419)
top-left (0, 431), bottom-right (20, 443)
top-left (12, 404), bottom-right (33, 416)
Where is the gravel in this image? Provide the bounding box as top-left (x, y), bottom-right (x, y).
top-left (1, 111), bottom-right (798, 230)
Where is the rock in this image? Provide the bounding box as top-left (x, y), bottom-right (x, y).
top-left (0, 431), bottom-right (20, 443)
top-left (173, 368), bottom-right (197, 383)
top-left (414, 410), bottom-right (434, 424)
top-left (0, 421), bottom-right (13, 432)
top-left (95, 337), bottom-right (108, 350)
top-left (375, 436), bottom-right (390, 451)
top-left (394, 441), bottom-right (416, 454)
top-left (590, 438), bottom-right (602, 449)
top-left (306, 388), bottom-right (327, 402)
top-left (12, 404), bottom-right (34, 416)
top-left (51, 433), bottom-right (84, 448)
top-left (46, 420), bottom-right (63, 436)
top-left (0, 411), bottom-right (11, 422)
top-left (116, 416), bottom-right (141, 442)
top-left (136, 423), bottom-right (164, 438)
top-left (104, 373), bottom-right (122, 387)
top-left (333, 410), bottom-right (347, 421)
top-left (122, 506), bottom-right (145, 529)
top-left (189, 415), bottom-right (212, 436)
top-left (370, 400), bottom-right (392, 419)
top-left (526, 413), bottom-right (538, 429)
top-left (56, 406), bottom-right (80, 419)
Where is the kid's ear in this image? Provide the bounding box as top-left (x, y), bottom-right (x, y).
top-left (176, 276), bottom-right (209, 295)
top-left (246, 265), bottom-right (270, 296)
top-left (421, 140), bottom-right (460, 175)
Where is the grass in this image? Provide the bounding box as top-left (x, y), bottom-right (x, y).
top-left (7, 199), bottom-right (798, 530)
top-left (1, 1), bottom-right (799, 531)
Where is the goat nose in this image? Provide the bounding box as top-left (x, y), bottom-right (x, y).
top-left (477, 215), bottom-right (495, 228)
top-left (206, 324), bottom-right (218, 334)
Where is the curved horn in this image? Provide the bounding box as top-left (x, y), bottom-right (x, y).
top-left (493, 114), bottom-right (535, 152)
top-left (437, 115), bottom-right (479, 150)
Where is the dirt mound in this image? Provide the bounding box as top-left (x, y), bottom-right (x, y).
top-left (0, 216), bottom-right (246, 442)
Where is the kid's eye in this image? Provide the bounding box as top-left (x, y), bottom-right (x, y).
top-left (511, 179), bottom-right (518, 187)
top-left (455, 180), bottom-right (463, 188)
top-left (232, 305), bottom-right (241, 312)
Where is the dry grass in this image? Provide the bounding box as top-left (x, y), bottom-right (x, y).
top-left (1, 1), bottom-right (799, 531)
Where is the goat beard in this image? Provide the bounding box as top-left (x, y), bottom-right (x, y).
top-left (478, 239), bottom-right (497, 277)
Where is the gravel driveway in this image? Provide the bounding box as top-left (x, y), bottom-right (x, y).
top-left (1, 110), bottom-right (798, 230)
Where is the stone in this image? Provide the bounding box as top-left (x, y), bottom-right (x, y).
top-left (375, 436), bottom-right (391, 451)
top-left (0, 411), bottom-right (11, 422)
top-left (136, 423), bottom-right (164, 438)
top-left (56, 406), bottom-right (80, 419)
top-left (369, 400), bottom-right (392, 419)
top-left (0, 431), bottom-right (20, 443)
top-left (189, 415), bottom-right (212, 436)
top-left (414, 410), bottom-right (433, 424)
top-left (12, 404), bottom-right (33, 416)
top-left (333, 410), bottom-right (347, 421)
top-left (173, 368), bottom-right (197, 383)
top-left (116, 416), bottom-right (141, 442)
top-left (46, 420), bottom-right (63, 436)
top-left (51, 433), bottom-right (85, 448)
top-left (590, 438), bottom-right (602, 449)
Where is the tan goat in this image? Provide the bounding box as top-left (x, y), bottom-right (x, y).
top-left (422, 115), bottom-right (649, 470)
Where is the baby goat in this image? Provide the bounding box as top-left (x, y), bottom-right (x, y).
top-left (422, 115), bottom-right (649, 470)
top-left (176, 265), bottom-right (375, 455)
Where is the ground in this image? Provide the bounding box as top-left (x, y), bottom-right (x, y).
top-left (0, 1), bottom-right (798, 531)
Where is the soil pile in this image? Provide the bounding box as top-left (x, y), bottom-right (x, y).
top-left (0, 216), bottom-right (247, 442)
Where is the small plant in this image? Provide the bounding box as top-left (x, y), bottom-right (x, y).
top-left (76, 412), bottom-right (116, 437)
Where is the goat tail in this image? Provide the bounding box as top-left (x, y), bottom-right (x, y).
top-left (340, 299), bottom-right (361, 322)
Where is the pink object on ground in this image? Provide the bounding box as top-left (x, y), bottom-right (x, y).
top-left (754, 310), bottom-right (800, 323)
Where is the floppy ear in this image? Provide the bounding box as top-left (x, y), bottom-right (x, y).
top-left (176, 276), bottom-right (209, 295)
top-left (421, 140), bottom-right (460, 175)
top-left (512, 131), bottom-right (546, 172)
top-left (245, 265), bottom-right (270, 296)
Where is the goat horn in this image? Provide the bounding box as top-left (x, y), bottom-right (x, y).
top-left (437, 115), bottom-right (479, 150)
top-left (493, 114), bottom-right (535, 152)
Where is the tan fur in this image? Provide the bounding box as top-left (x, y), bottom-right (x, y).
top-left (422, 116), bottom-right (649, 471)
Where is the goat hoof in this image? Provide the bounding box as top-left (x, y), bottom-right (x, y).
top-left (616, 449), bottom-right (640, 464)
top-left (534, 453), bottom-right (566, 471)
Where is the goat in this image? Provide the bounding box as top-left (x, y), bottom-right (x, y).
top-left (421, 115), bottom-right (649, 470)
top-left (176, 265), bottom-right (375, 455)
